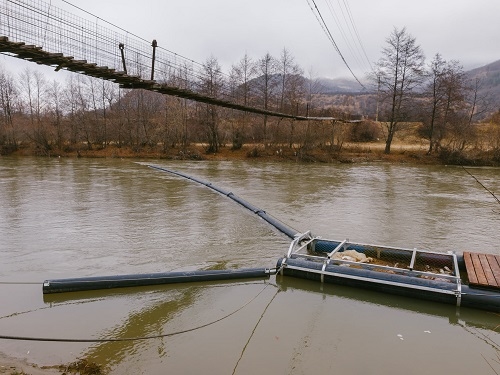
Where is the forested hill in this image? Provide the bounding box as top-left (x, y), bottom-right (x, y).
top-left (319, 60), bottom-right (500, 94)
top-left (315, 77), bottom-right (367, 94)
top-left (466, 59), bottom-right (500, 111)
top-left (316, 59), bottom-right (500, 117)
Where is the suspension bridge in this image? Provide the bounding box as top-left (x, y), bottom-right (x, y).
top-left (0, 0), bottom-right (345, 122)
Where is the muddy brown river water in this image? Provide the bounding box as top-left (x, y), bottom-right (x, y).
top-left (0, 157), bottom-right (499, 374)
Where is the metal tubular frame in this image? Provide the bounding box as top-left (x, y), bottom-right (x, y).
top-left (282, 232), bottom-right (464, 306)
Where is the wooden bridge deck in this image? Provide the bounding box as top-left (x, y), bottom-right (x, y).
top-left (464, 252), bottom-right (500, 290)
top-left (0, 35), bottom-right (343, 122)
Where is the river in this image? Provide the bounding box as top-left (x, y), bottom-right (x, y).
top-left (0, 157), bottom-right (499, 374)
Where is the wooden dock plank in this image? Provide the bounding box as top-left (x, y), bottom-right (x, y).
top-left (486, 254), bottom-right (500, 286)
top-left (471, 252), bottom-right (488, 285)
top-left (464, 252), bottom-right (478, 285)
top-left (479, 254), bottom-right (498, 287)
top-left (464, 251), bottom-right (500, 290)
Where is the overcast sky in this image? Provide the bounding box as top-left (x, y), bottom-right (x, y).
top-left (1, 0), bottom-right (499, 81)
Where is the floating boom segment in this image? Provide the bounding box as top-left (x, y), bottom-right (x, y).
top-left (43, 268), bottom-right (272, 294)
top-left (148, 165), bottom-right (300, 239)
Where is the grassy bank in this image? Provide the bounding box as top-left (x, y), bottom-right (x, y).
top-left (5, 140), bottom-right (500, 167)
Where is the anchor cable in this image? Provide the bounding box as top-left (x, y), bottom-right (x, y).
top-left (0, 282), bottom-right (276, 343)
top-left (232, 287), bottom-right (281, 374)
top-left (462, 166), bottom-right (500, 207)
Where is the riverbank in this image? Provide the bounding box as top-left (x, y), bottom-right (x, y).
top-left (0, 353), bottom-right (105, 375)
top-left (0, 352), bottom-right (58, 375)
top-left (6, 141), bottom-right (500, 167)
top-left (1, 142), bottom-right (446, 164)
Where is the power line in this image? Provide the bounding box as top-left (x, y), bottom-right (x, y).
top-left (341, 0), bottom-right (373, 71)
top-left (305, 0), bottom-right (366, 88)
top-left (332, 0), bottom-right (369, 72)
top-left (322, 0), bottom-right (370, 75)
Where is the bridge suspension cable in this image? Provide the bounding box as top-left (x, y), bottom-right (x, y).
top-left (0, 0), bottom-right (351, 122)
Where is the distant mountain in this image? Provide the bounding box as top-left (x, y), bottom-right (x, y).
top-left (466, 59), bottom-right (500, 115)
top-left (315, 77), bottom-right (367, 94)
top-left (311, 60), bottom-right (500, 118)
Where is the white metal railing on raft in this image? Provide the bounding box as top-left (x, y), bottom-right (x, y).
top-left (281, 232), bottom-right (463, 306)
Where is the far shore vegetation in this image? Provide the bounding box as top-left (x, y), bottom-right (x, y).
top-left (1, 27), bottom-right (499, 166)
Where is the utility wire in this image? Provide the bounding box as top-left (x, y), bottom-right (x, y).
top-left (324, 0), bottom-right (365, 73)
top-left (341, 0), bottom-right (373, 71)
top-left (306, 0), bottom-right (365, 89)
top-left (462, 166), bottom-right (500, 207)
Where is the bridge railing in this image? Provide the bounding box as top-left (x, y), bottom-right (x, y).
top-left (0, 0), bottom-right (244, 102)
top-left (0, 0), bottom-right (345, 120)
top-left (2, 0), bottom-right (209, 77)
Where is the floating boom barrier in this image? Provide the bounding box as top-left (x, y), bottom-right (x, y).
top-left (42, 166), bottom-right (500, 313)
top-left (42, 164), bottom-right (291, 295)
top-left (147, 165), bottom-right (300, 239)
top-left (43, 268), bottom-right (272, 294)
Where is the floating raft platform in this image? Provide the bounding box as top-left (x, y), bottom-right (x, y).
top-left (277, 232), bottom-right (500, 312)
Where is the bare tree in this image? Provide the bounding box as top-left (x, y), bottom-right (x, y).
top-left (274, 48), bottom-right (306, 148)
top-left (0, 67), bottom-right (19, 148)
top-left (373, 27), bottom-right (425, 153)
top-left (19, 68), bottom-right (51, 153)
top-left (112, 87), bottom-right (130, 147)
top-left (176, 63), bottom-right (195, 150)
top-left (421, 55), bottom-right (467, 153)
top-left (230, 53), bottom-right (257, 107)
top-left (75, 76), bottom-right (93, 150)
top-left (200, 56), bottom-right (225, 153)
top-left (438, 61), bottom-right (468, 151)
top-left (465, 77), bottom-right (492, 127)
top-left (47, 80), bottom-right (64, 150)
top-left (255, 52), bottom-right (278, 146)
top-left (306, 67), bottom-right (323, 114)
top-left (63, 75), bottom-right (83, 146)
top-left (229, 53), bottom-right (257, 149)
top-left (100, 79), bottom-right (118, 148)
top-left (421, 54), bottom-right (446, 153)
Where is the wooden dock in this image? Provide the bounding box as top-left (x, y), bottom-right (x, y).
top-left (464, 252), bottom-right (500, 290)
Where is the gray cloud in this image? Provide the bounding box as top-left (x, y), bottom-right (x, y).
top-left (2, 0), bottom-right (499, 80)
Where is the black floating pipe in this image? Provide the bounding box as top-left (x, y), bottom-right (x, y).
top-left (43, 268), bottom-right (271, 294)
top-left (148, 165), bottom-right (300, 239)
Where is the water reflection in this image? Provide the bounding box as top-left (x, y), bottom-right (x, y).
top-left (276, 276), bottom-right (500, 333)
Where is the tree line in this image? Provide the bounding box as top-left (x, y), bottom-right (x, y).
top-left (373, 27), bottom-right (496, 156)
top-left (0, 31), bottom-right (499, 160)
top-left (1, 48), bottom-right (352, 156)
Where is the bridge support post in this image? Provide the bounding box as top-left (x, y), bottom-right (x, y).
top-left (151, 39), bottom-right (157, 81)
top-left (118, 43), bottom-right (127, 74)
